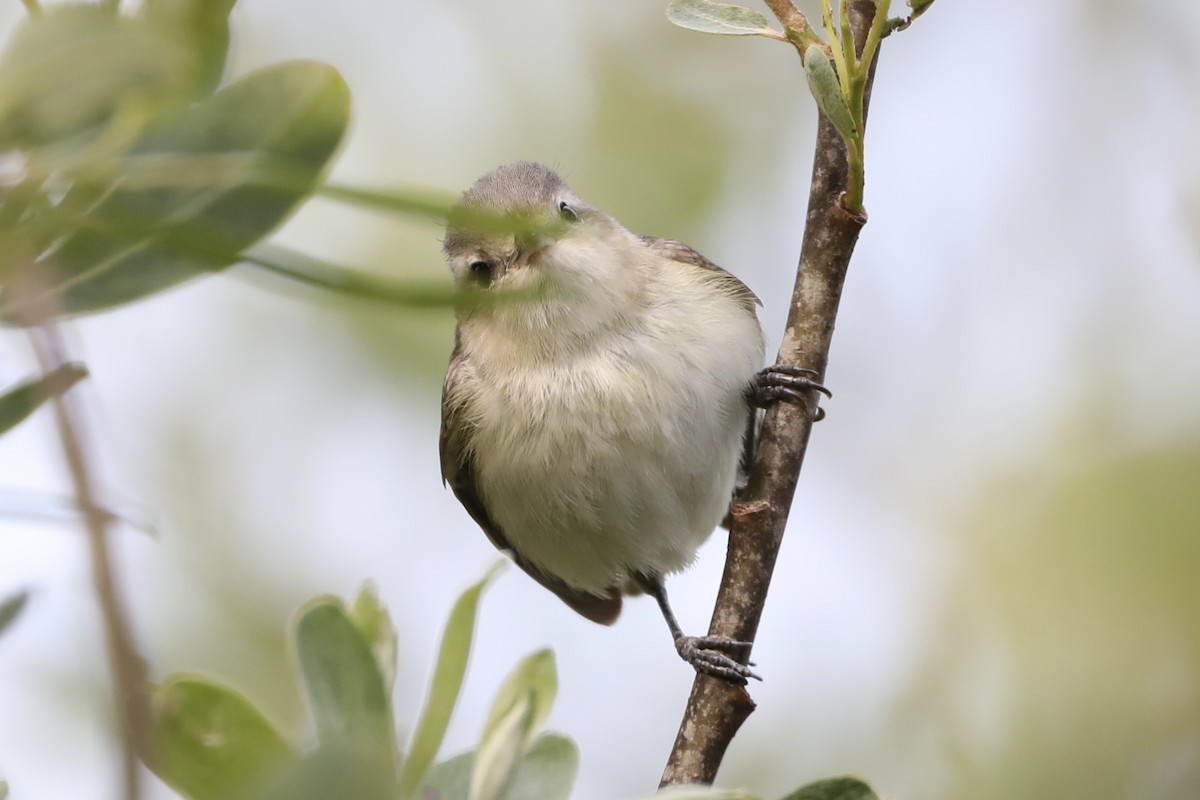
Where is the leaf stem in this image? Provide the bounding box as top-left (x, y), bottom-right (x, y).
top-left (820, 0), bottom-right (852, 98)
top-left (761, 0), bottom-right (822, 50)
top-left (240, 243), bottom-right (460, 309)
top-left (20, 0), bottom-right (40, 16)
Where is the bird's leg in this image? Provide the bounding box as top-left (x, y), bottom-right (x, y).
top-left (636, 573), bottom-right (760, 684)
top-left (747, 364), bottom-right (831, 420)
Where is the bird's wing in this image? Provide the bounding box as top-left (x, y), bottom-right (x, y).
top-left (641, 235), bottom-right (763, 524)
top-left (638, 235), bottom-right (761, 313)
top-left (440, 334), bottom-right (623, 625)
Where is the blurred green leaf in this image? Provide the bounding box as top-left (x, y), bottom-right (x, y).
top-left (498, 734), bottom-right (577, 800)
top-left (778, 777), bottom-right (879, 800)
top-left (349, 582), bottom-right (399, 697)
top-left (293, 597), bottom-right (396, 779)
top-left (803, 45), bottom-right (857, 143)
top-left (469, 693), bottom-right (531, 800)
top-left (0, 363), bottom-right (87, 437)
top-left (147, 674), bottom-right (298, 800)
top-left (398, 562), bottom-right (504, 799)
top-left (0, 590), bottom-right (30, 639)
top-left (423, 748), bottom-right (474, 800)
top-left (0, 5), bottom-right (194, 151)
top-left (480, 650), bottom-right (556, 751)
top-left (141, 0), bottom-right (237, 98)
top-left (665, 0), bottom-right (780, 38)
top-left (422, 734), bottom-right (578, 800)
top-left (0, 60), bottom-right (349, 322)
top-left (0, 777), bottom-right (7, 799)
top-left (249, 747), bottom-right (397, 800)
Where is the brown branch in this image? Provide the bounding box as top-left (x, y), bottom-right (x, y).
top-left (660, 1), bottom-right (881, 787)
top-left (28, 325), bottom-right (148, 800)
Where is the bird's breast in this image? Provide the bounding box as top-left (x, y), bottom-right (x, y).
top-left (459, 285), bottom-right (764, 592)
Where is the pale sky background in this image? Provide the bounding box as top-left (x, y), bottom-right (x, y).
top-left (1, 2), bottom-right (1199, 799)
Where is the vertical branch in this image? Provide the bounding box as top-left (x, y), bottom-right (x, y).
top-left (660, 1), bottom-right (881, 787)
top-left (28, 325), bottom-right (148, 800)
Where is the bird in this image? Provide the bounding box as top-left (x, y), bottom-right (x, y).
top-left (439, 162), bottom-right (826, 681)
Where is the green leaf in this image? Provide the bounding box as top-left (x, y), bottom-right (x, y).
top-left (422, 749), bottom-right (474, 800)
top-left (421, 734), bottom-right (578, 800)
top-left (0, 5), bottom-right (195, 150)
top-left (146, 674), bottom-right (298, 800)
top-left (0, 364), bottom-right (87, 437)
top-left (802, 44), bottom-right (858, 143)
top-left (665, 0), bottom-right (780, 38)
top-left (471, 650), bottom-right (564, 800)
top-left (293, 598), bottom-right (396, 762)
top-left (500, 734), bottom-right (578, 800)
top-left (349, 582), bottom-right (399, 697)
top-left (0, 590), bottom-right (30, 639)
top-left (248, 747), bottom-right (397, 800)
top-left (778, 777), bottom-right (880, 800)
top-left (480, 650), bottom-right (557, 750)
top-left (0, 778), bottom-right (7, 800)
top-left (397, 562), bottom-right (504, 799)
top-left (142, 0), bottom-right (238, 98)
top-left (0, 60), bottom-right (350, 322)
top-left (469, 694), bottom-right (531, 800)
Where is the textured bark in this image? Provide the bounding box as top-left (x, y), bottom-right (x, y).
top-left (660, 2), bottom-right (881, 787)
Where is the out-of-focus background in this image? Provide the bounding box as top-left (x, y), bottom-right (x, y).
top-left (2, 1), bottom-right (1199, 798)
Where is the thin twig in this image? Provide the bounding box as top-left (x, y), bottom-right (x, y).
top-left (660, 1), bottom-right (882, 786)
top-left (28, 325), bottom-right (147, 800)
top-left (761, 0), bottom-right (822, 50)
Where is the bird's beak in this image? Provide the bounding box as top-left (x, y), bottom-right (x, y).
top-left (515, 232), bottom-right (554, 268)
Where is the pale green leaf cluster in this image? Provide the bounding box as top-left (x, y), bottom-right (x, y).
top-left (146, 564), bottom-right (584, 800)
top-left (665, 0), bottom-right (934, 213)
top-left (0, 0), bottom-right (532, 340)
top-left (143, 572), bottom-right (875, 800)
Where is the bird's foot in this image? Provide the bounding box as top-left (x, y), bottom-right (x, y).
top-left (748, 364), bottom-right (831, 420)
top-left (675, 635), bottom-right (761, 684)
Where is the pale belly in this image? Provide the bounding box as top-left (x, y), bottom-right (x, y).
top-left (469, 334), bottom-right (760, 594)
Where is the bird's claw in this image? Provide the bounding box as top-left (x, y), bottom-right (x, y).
top-left (675, 635), bottom-right (761, 684)
top-left (748, 364), bottom-right (831, 419)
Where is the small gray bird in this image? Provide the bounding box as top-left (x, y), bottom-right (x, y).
top-left (439, 163), bottom-right (825, 681)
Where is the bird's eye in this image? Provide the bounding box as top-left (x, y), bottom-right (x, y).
top-left (558, 201), bottom-right (579, 222)
top-left (467, 260), bottom-right (493, 287)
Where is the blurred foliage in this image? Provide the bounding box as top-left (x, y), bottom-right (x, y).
top-left (147, 575), bottom-right (873, 800)
top-left (0, 0), bottom-right (501, 338)
top-left (907, 442), bottom-right (1200, 798)
top-left (147, 569), bottom-right (585, 800)
top-left (0, 362), bottom-right (84, 436)
top-left (0, 0), bottom-right (349, 323)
